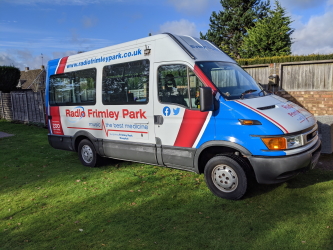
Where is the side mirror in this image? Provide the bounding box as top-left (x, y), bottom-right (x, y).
top-left (200, 87), bottom-right (214, 112)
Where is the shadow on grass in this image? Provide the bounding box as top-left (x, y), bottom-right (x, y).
top-left (241, 166), bottom-right (333, 199)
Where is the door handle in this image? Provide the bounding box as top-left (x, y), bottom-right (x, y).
top-left (154, 115), bottom-right (164, 125)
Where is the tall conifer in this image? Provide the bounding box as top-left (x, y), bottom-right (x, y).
top-left (240, 1), bottom-right (294, 58)
top-left (200, 0), bottom-right (270, 58)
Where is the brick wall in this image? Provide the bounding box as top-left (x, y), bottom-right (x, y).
top-left (276, 90), bottom-right (333, 116)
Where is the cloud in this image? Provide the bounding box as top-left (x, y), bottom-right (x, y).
top-left (0, 52), bottom-right (19, 67)
top-left (292, 8), bottom-right (333, 54)
top-left (0, 50), bottom-right (47, 70)
top-left (278, 0), bottom-right (328, 10)
top-left (158, 19), bottom-right (199, 37)
top-left (0, 36), bottom-right (111, 52)
top-left (82, 16), bottom-right (98, 28)
top-left (167, 0), bottom-right (219, 15)
top-left (0, 33), bottom-right (113, 70)
top-left (3, 0), bottom-right (114, 5)
top-left (0, 50), bottom-right (77, 70)
top-left (0, 25), bottom-right (43, 35)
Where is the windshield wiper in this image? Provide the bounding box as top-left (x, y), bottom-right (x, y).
top-left (240, 89), bottom-right (257, 99)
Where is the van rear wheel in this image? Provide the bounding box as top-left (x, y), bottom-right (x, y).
top-left (78, 139), bottom-right (99, 167)
top-left (204, 155), bottom-right (248, 200)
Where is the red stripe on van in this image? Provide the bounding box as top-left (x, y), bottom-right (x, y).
top-left (193, 65), bottom-right (218, 92)
top-left (56, 56), bottom-right (69, 74)
top-left (236, 100), bottom-right (289, 134)
top-left (49, 106), bottom-right (64, 135)
top-left (174, 109), bottom-right (209, 148)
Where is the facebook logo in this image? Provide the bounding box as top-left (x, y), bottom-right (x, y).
top-left (162, 106), bottom-right (171, 116)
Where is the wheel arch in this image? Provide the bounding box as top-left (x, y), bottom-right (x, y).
top-left (194, 140), bottom-right (252, 174)
top-left (72, 131), bottom-right (105, 156)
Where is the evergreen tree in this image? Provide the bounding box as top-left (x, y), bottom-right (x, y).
top-left (240, 1), bottom-right (294, 58)
top-left (0, 66), bottom-right (21, 93)
top-left (200, 0), bottom-right (270, 58)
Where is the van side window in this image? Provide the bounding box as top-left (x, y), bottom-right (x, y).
top-left (49, 68), bottom-right (96, 106)
top-left (158, 65), bottom-right (189, 107)
top-left (158, 65), bottom-right (204, 109)
top-left (102, 59), bottom-right (149, 105)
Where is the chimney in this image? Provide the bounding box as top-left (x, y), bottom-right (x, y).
top-left (25, 67), bottom-right (29, 72)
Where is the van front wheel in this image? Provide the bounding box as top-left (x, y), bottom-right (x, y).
top-left (78, 139), bottom-right (98, 167)
top-left (204, 156), bottom-right (248, 200)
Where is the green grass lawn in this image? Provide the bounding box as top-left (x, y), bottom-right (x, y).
top-left (1, 119), bottom-right (333, 250)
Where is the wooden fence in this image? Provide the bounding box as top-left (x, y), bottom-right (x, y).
top-left (280, 61), bottom-right (333, 90)
top-left (242, 60), bottom-right (333, 91)
top-left (243, 65), bottom-right (270, 88)
top-left (0, 90), bottom-right (46, 124)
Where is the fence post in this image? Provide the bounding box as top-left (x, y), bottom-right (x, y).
top-left (0, 91), bottom-right (3, 119)
top-left (39, 91), bottom-right (46, 124)
top-left (10, 92), bottom-right (15, 121)
top-left (24, 92), bottom-right (29, 123)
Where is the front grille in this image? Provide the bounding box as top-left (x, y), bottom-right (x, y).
top-left (306, 130), bottom-right (318, 143)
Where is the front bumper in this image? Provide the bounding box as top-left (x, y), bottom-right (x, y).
top-left (248, 139), bottom-right (321, 184)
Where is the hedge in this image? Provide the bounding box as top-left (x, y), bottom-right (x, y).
top-left (0, 66), bottom-right (21, 93)
top-left (237, 54), bottom-right (333, 66)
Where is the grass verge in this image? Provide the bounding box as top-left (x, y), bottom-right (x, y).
top-left (1, 120), bottom-right (333, 250)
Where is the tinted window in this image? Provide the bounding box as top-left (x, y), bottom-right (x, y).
top-left (102, 59), bottom-right (149, 105)
top-left (158, 65), bottom-right (204, 109)
top-left (49, 68), bottom-right (96, 106)
top-left (158, 65), bottom-right (189, 107)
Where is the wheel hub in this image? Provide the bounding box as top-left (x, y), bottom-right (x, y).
top-left (81, 145), bottom-right (93, 164)
top-left (212, 164), bottom-right (238, 192)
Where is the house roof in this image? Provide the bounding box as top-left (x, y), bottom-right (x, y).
top-left (19, 67), bottom-right (46, 91)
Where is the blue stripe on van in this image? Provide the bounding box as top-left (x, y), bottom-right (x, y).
top-left (45, 58), bottom-right (61, 124)
top-left (196, 98), bottom-right (286, 157)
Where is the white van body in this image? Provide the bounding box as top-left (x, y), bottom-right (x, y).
top-left (46, 33), bottom-right (321, 200)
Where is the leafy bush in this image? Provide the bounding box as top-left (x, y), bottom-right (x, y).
top-left (0, 66), bottom-right (21, 93)
top-left (237, 54), bottom-right (333, 66)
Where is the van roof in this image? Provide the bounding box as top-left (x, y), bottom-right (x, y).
top-left (48, 33), bottom-right (235, 67)
top-left (168, 33), bottom-right (235, 63)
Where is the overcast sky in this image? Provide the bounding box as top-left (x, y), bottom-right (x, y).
top-left (0, 0), bottom-right (333, 70)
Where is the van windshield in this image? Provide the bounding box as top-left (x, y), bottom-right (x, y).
top-left (196, 61), bottom-right (266, 100)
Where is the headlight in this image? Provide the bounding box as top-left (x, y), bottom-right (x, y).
top-left (261, 135), bottom-right (304, 150)
top-left (286, 134), bottom-right (303, 149)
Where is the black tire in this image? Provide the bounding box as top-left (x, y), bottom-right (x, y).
top-left (204, 155), bottom-right (248, 200)
top-left (78, 139), bottom-right (99, 167)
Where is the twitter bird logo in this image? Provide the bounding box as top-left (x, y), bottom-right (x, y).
top-left (173, 108), bottom-right (180, 115)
